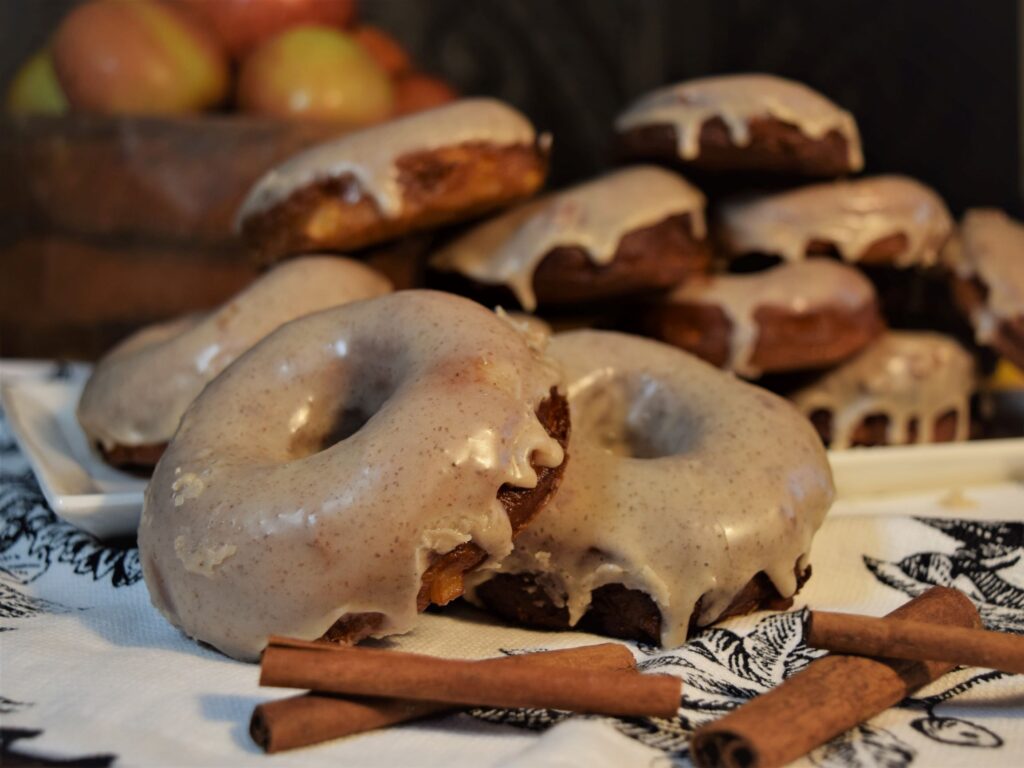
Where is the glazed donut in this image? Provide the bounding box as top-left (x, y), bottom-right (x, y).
top-left (789, 331), bottom-right (975, 448)
top-left (468, 330), bottom-right (833, 646)
top-left (615, 74), bottom-right (862, 178)
top-left (237, 98), bottom-right (548, 264)
top-left (139, 291), bottom-right (569, 660)
top-left (642, 259), bottom-right (883, 377)
top-left (77, 256), bottom-right (392, 470)
top-left (428, 166), bottom-right (709, 311)
top-left (948, 209), bottom-right (1024, 370)
top-left (718, 176), bottom-right (953, 269)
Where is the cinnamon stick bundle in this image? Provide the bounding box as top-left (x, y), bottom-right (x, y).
top-left (807, 610), bottom-right (1024, 674)
top-left (260, 641), bottom-right (681, 719)
top-left (252, 642), bottom-right (637, 753)
top-left (690, 586), bottom-right (982, 768)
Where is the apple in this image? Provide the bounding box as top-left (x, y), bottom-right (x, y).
top-left (6, 50), bottom-right (68, 115)
top-left (238, 25), bottom-right (393, 123)
top-left (52, 0), bottom-right (229, 115)
top-left (177, 0), bottom-right (356, 59)
top-left (393, 73), bottom-right (458, 116)
top-left (352, 25), bottom-right (411, 77)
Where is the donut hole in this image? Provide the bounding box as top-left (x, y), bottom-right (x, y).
top-left (576, 372), bottom-right (697, 459)
top-left (285, 356), bottom-right (402, 459)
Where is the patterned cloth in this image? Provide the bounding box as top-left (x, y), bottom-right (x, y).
top-left (1, 368), bottom-right (1022, 767)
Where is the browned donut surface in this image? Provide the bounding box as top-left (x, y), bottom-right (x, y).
top-left (98, 442), bottom-right (167, 474)
top-left (643, 260), bottom-right (883, 377)
top-left (953, 275), bottom-right (1024, 371)
top-left (809, 410), bottom-right (961, 449)
top-left (243, 142), bottom-right (547, 264)
top-left (618, 118), bottom-right (854, 177)
top-left (428, 166), bottom-right (708, 311)
top-left (430, 213), bottom-right (709, 310)
top-left (789, 331), bottom-right (975, 449)
top-left (236, 99), bottom-right (547, 264)
top-left (475, 564), bottom-right (811, 645)
top-left (614, 75), bottom-right (862, 178)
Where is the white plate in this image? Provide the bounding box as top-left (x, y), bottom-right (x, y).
top-left (2, 360), bottom-right (1023, 539)
top-left (1, 370), bottom-right (146, 539)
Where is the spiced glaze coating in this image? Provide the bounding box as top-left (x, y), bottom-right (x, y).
top-left (466, 330), bottom-right (834, 647)
top-left (139, 291), bottom-right (566, 660)
top-left (77, 256), bottom-right (392, 457)
top-left (429, 166), bottom-right (706, 311)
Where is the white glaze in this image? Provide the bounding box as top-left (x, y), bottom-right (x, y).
top-left (139, 291), bottom-right (566, 661)
top-left (719, 176), bottom-right (953, 268)
top-left (236, 98), bottom-right (537, 226)
top-left (467, 330), bottom-right (834, 646)
top-left (667, 260), bottom-right (877, 377)
top-left (77, 256), bottom-right (392, 451)
top-left (790, 331), bottom-right (974, 449)
top-left (429, 167), bottom-right (706, 311)
top-left (616, 73), bottom-right (863, 170)
top-left (946, 209), bottom-right (1024, 343)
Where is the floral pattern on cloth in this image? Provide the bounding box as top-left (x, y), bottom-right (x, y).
top-left (1, 385), bottom-right (1022, 767)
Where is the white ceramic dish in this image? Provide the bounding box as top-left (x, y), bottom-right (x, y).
top-left (1, 371), bottom-right (146, 539)
top-left (2, 360), bottom-right (1023, 539)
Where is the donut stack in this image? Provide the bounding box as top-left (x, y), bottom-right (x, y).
top-left (77, 88), bottom-right (1019, 659)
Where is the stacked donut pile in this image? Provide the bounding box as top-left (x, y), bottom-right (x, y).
top-left (75, 84), bottom-right (1019, 660)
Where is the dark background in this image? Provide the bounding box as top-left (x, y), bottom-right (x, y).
top-left (2, 0), bottom-right (1021, 215)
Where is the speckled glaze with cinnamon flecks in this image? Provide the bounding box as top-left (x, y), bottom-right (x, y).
top-left (429, 166), bottom-right (706, 311)
top-left (77, 256), bottom-right (392, 452)
top-left (139, 291), bottom-right (566, 661)
top-left (615, 74), bottom-right (862, 169)
top-left (466, 330), bottom-right (833, 647)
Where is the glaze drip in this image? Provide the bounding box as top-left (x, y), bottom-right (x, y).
top-left (719, 176), bottom-right (953, 268)
top-left (616, 74), bottom-right (863, 170)
top-left (237, 98), bottom-right (537, 225)
top-left (667, 260), bottom-right (877, 377)
top-left (790, 331), bottom-right (975, 448)
top-left (945, 209), bottom-right (1024, 342)
top-left (429, 166), bottom-right (706, 311)
top-left (77, 256), bottom-right (393, 450)
top-left (467, 330), bottom-right (834, 647)
top-left (138, 291), bottom-right (566, 660)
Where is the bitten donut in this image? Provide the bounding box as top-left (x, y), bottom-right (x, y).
top-left (237, 98), bottom-right (549, 264)
top-left (643, 260), bottom-right (883, 377)
top-left (428, 166), bottom-right (709, 311)
top-left (468, 330), bottom-right (834, 646)
top-left (948, 209), bottom-right (1024, 369)
top-left (719, 176), bottom-right (954, 268)
top-left (77, 257), bottom-right (392, 470)
top-left (139, 291), bottom-right (569, 660)
top-left (789, 331), bottom-right (975, 448)
top-left (615, 74), bottom-right (862, 177)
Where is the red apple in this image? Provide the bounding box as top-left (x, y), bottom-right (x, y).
top-left (352, 25), bottom-right (411, 77)
top-left (393, 73), bottom-right (458, 116)
top-left (52, 0), bottom-right (229, 115)
top-left (177, 0), bottom-right (356, 59)
top-left (238, 25), bottom-right (392, 123)
top-left (6, 50), bottom-right (68, 115)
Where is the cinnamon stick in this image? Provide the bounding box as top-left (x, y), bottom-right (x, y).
top-left (260, 642), bottom-right (680, 719)
top-left (807, 610), bottom-right (1024, 674)
top-left (690, 586), bottom-right (982, 768)
top-left (251, 642), bottom-right (636, 753)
